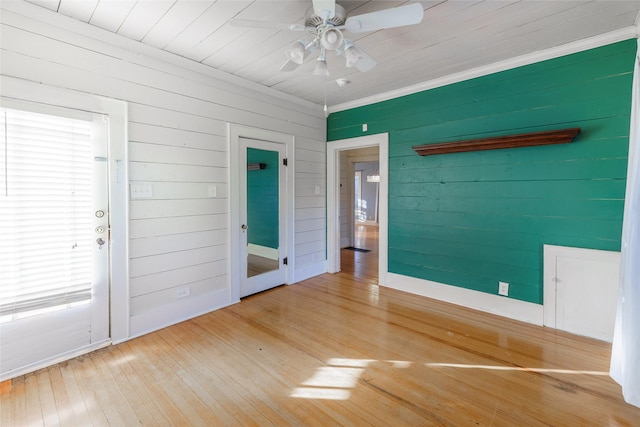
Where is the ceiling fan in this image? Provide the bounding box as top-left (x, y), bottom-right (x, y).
top-left (231, 0), bottom-right (424, 76)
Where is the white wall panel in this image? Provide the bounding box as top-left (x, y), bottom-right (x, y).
top-left (129, 143), bottom-right (227, 167)
top-left (131, 261), bottom-right (227, 297)
top-left (128, 104), bottom-right (228, 136)
top-left (127, 182), bottom-right (228, 200)
top-left (296, 230), bottom-right (327, 245)
top-left (296, 219), bottom-right (326, 233)
top-left (130, 199), bottom-right (227, 219)
top-left (128, 123), bottom-right (227, 151)
top-left (130, 245), bottom-right (227, 278)
top-left (297, 240), bottom-right (327, 257)
top-left (130, 277), bottom-right (226, 316)
top-left (1, 1), bottom-right (326, 340)
top-left (295, 197), bottom-right (326, 210)
top-left (130, 230), bottom-right (227, 259)
top-left (130, 215), bottom-right (229, 239)
top-left (128, 163), bottom-right (227, 183)
top-left (296, 207), bottom-right (326, 221)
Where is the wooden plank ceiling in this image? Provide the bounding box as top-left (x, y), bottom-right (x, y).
top-left (24, 0), bottom-right (640, 107)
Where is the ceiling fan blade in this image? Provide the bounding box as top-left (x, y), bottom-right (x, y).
top-left (230, 19), bottom-right (306, 32)
top-left (312, 0), bottom-right (336, 20)
top-left (280, 60), bottom-right (300, 72)
top-left (344, 2), bottom-right (424, 33)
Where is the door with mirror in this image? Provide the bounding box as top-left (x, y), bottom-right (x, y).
top-left (238, 138), bottom-right (287, 297)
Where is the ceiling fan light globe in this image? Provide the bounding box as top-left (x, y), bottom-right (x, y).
top-left (320, 28), bottom-right (344, 50)
top-left (313, 59), bottom-right (330, 76)
top-left (285, 41), bottom-right (306, 65)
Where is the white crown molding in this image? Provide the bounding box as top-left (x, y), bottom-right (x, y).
top-left (2, 0), bottom-right (322, 113)
top-left (329, 27), bottom-right (639, 114)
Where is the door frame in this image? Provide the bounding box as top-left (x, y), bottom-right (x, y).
top-left (327, 133), bottom-right (388, 284)
top-left (228, 124), bottom-right (295, 302)
top-left (0, 76), bottom-right (129, 343)
top-left (0, 77), bottom-right (129, 380)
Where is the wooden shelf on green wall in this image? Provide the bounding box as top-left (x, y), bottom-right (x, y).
top-left (412, 128), bottom-right (581, 156)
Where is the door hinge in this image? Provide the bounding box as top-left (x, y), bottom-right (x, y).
top-left (283, 158), bottom-right (288, 166)
top-left (283, 257), bottom-right (288, 265)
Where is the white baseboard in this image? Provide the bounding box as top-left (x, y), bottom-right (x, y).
top-left (129, 287), bottom-right (236, 340)
top-left (1, 339), bottom-right (111, 382)
top-left (293, 260), bottom-right (328, 283)
top-left (248, 243), bottom-right (278, 260)
top-left (385, 272), bottom-right (544, 326)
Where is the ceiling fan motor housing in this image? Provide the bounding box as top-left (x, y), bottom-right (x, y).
top-left (305, 4), bottom-right (347, 29)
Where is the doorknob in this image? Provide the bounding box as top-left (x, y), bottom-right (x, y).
top-left (241, 224), bottom-right (248, 230)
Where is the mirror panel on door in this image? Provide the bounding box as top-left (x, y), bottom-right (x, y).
top-left (246, 147), bottom-right (280, 278)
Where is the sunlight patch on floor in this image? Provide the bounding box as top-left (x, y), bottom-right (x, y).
top-left (107, 353), bottom-right (137, 367)
top-left (291, 358), bottom-right (412, 400)
top-left (291, 358), bottom-right (375, 400)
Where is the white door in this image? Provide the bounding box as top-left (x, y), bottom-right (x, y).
top-left (543, 245), bottom-right (621, 342)
top-left (0, 101), bottom-right (110, 379)
top-left (555, 255), bottom-right (620, 342)
top-left (238, 138), bottom-right (287, 297)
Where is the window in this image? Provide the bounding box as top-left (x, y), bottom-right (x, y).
top-left (0, 106), bottom-right (95, 321)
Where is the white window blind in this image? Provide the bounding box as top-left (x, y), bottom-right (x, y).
top-left (0, 107), bottom-right (94, 320)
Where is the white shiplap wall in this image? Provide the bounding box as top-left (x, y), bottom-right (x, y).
top-left (0, 2), bottom-right (326, 339)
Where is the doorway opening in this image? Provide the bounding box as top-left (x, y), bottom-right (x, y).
top-left (327, 133), bottom-right (388, 285)
top-left (340, 150), bottom-right (380, 277)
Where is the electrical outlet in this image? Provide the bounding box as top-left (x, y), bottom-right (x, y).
top-left (498, 281), bottom-right (509, 296)
top-left (176, 287), bottom-right (190, 299)
top-left (362, 123), bottom-right (368, 132)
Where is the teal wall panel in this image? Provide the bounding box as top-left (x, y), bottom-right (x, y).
top-left (328, 40), bottom-right (636, 304)
top-left (247, 148), bottom-right (279, 249)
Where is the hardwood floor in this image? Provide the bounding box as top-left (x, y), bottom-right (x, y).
top-left (247, 253), bottom-right (279, 278)
top-left (2, 225), bottom-right (639, 425)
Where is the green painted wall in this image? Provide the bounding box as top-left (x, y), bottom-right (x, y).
top-left (328, 40), bottom-right (635, 304)
top-left (247, 148), bottom-right (279, 249)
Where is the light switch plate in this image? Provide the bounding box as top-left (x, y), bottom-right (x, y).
top-left (130, 183), bottom-right (152, 199)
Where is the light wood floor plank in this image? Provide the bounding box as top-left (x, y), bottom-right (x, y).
top-left (23, 372), bottom-right (44, 426)
top-left (120, 337), bottom-right (205, 425)
top-left (89, 348), bottom-right (142, 426)
top-left (0, 380), bottom-right (12, 426)
top-left (70, 355), bottom-right (110, 426)
top-left (8, 376), bottom-right (26, 426)
top-left (157, 326), bottom-right (259, 426)
top-left (106, 343), bottom-right (171, 425)
top-left (170, 316), bottom-right (313, 425)
top-left (58, 360), bottom-right (93, 426)
top-left (1, 225), bottom-right (639, 425)
top-left (47, 365), bottom-right (76, 427)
